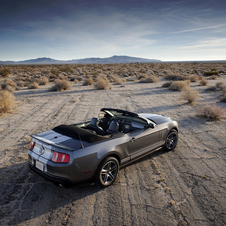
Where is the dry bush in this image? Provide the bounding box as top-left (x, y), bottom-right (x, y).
top-left (162, 81), bottom-right (172, 88)
top-left (216, 82), bottom-right (225, 91)
top-left (51, 79), bottom-right (71, 91)
top-left (181, 87), bottom-right (199, 103)
top-left (83, 77), bottom-right (94, 86)
top-left (209, 75), bottom-right (218, 80)
top-left (168, 81), bottom-right (190, 91)
top-left (200, 79), bottom-right (208, 86)
top-left (0, 68), bottom-right (11, 77)
top-left (164, 73), bottom-right (187, 81)
top-left (196, 104), bottom-right (225, 120)
top-left (114, 78), bottom-right (126, 85)
top-left (1, 79), bottom-right (17, 92)
top-left (190, 75), bottom-right (198, 82)
top-left (138, 74), bottom-right (146, 80)
top-left (94, 78), bottom-right (111, 90)
top-left (38, 76), bottom-right (49, 85)
top-left (28, 82), bottom-right (39, 89)
top-left (139, 75), bottom-right (159, 83)
top-left (0, 90), bottom-right (17, 114)
top-left (51, 69), bottom-right (60, 76)
top-left (17, 81), bottom-right (24, 87)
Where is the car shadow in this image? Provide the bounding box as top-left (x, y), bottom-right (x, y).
top-left (0, 161), bottom-right (102, 225)
top-left (0, 146), bottom-right (171, 225)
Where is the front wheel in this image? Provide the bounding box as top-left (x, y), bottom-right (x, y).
top-left (164, 129), bottom-right (178, 151)
top-left (96, 157), bottom-right (119, 188)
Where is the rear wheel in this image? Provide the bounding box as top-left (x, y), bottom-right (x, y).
top-left (96, 157), bottom-right (119, 188)
top-left (164, 129), bottom-right (178, 151)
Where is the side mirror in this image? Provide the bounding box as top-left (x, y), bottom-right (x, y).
top-left (149, 123), bottom-right (155, 128)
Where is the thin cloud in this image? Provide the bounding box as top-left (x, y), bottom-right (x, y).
top-left (170, 25), bottom-right (223, 34)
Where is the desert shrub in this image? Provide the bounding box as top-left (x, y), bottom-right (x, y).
top-left (94, 78), bottom-right (110, 90)
top-left (1, 79), bottom-right (17, 92)
top-left (0, 68), bottom-right (11, 77)
top-left (38, 76), bottom-right (49, 85)
top-left (60, 66), bottom-right (73, 73)
top-left (138, 74), bottom-right (146, 80)
top-left (139, 75), bottom-right (159, 83)
top-left (162, 81), bottom-right (172, 88)
top-left (168, 81), bottom-right (190, 91)
top-left (114, 78), bottom-right (126, 85)
top-left (83, 77), bottom-right (94, 86)
top-left (216, 82), bottom-right (225, 91)
top-left (16, 81), bottom-right (24, 87)
top-left (51, 79), bottom-right (71, 91)
top-left (209, 75), bottom-right (218, 80)
top-left (0, 91), bottom-right (17, 114)
top-left (190, 75), bottom-right (198, 82)
top-left (28, 82), bottom-right (39, 89)
top-left (203, 71), bottom-right (219, 76)
top-left (196, 104), bottom-right (225, 120)
top-left (181, 87), bottom-right (199, 103)
top-left (164, 73), bottom-right (187, 81)
top-left (200, 79), bottom-right (208, 86)
top-left (51, 69), bottom-right (60, 76)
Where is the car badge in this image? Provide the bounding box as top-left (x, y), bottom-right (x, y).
top-left (39, 146), bottom-right (45, 155)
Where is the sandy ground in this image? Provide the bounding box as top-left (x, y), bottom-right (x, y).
top-left (0, 78), bottom-right (226, 225)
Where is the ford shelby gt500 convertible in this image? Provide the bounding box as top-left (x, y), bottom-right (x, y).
top-left (28, 108), bottom-right (179, 187)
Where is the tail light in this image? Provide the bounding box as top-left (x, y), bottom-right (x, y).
top-left (51, 151), bottom-right (70, 163)
top-left (29, 140), bottom-right (35, 151)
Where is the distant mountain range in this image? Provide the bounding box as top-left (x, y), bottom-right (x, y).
top-left (0, 55), bottom-right (161, 65)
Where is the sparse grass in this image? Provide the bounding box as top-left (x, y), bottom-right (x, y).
top-left (38, 76), bottom-right (49, 85)
top-left (200, 79), bottom-right (208, 86)
top-left (1, 80), bottom-right (17, 92)
top-left (0, 91), bottom-right (17, 114)
top-left (28, 82), bottom-right (39, 89)
top-left (196, 104), bottom-right (225, 120)
top-left (83, 77), bottom-right (94, 86)
top-left (0, 68), bottom-right (11, 77)
top-left (168, 81), bottom-right (190, 91)
top-left (139, 75), bottom-right (159, 83)
top-left (181, 87), bottom-right (199, 103)
top-left (94, 78), bottom-right (111, 90)
top-left (50, 79), bottom-right (72, 91)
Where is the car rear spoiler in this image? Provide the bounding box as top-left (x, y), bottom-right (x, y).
top-left (31, 135), bottom-right (73, 151)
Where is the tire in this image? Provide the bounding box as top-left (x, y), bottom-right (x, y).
top-left (164, 129), bottom-right (178, 151)
top-left (96, 157), bottom-right (119, 188)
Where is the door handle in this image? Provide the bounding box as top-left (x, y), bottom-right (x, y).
top-left (130, 137), bottom-right (136, 142)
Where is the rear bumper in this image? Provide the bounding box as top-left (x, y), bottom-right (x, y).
top-left (28, 162), bottom-right (72, 186)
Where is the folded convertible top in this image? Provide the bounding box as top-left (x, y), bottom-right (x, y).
top-left (53, 125), bottom-right (110, 143)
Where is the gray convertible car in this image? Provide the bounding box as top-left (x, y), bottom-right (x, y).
top-left (28, 108), bottom-right (178, 187)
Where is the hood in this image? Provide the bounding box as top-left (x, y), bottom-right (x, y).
top-left (138, 113), bottom-right (171, 125)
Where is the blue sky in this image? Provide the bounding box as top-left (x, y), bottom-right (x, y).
top-left (0, 0), bottom-right (226, 61)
